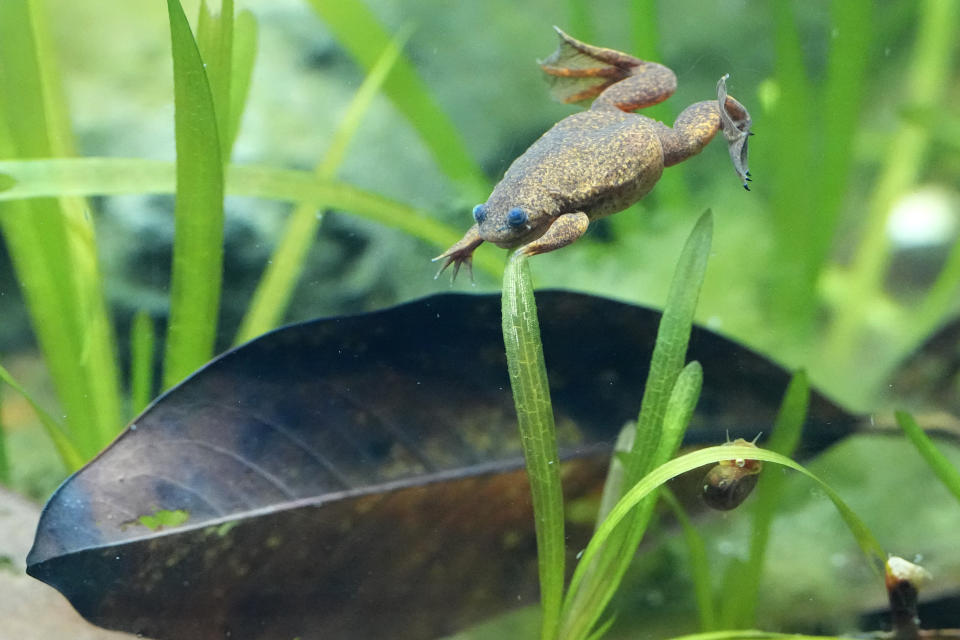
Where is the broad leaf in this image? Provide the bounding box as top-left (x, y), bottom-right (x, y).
top-left (28, 292), bottom-right (857, 640)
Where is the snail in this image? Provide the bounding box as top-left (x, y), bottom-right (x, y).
top-left (701, 435), bottom-right (763, 511)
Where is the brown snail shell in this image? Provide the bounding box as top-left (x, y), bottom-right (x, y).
top-left (701, 437), bottom-right (763, 511)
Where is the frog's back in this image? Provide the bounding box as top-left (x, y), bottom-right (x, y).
top-left (497, 109), bottom-right (664, 218)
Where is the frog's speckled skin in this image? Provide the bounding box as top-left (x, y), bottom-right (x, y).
top-left (434, 27), bottom-right (753, 279)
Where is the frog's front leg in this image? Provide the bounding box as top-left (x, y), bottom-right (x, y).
top-left (518, 212), bottom-right (590, 257)
top-left (433, 224), bottom-right (483, 281)
top-left (540, 27), bottom-right (676, 111)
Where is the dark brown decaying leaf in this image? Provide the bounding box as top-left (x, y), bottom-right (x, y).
top-left (27, 292), bottom-right (856, 640)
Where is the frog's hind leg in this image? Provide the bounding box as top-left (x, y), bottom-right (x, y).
top-left (540, 26), bottom-right (676, 111)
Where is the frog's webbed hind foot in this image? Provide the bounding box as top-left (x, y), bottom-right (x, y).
top-left (717, 74), bottom-right (753, 189)
top-left (432, 224), bottom-right (483, 282)
top-left (539, 26), bottom-right (676, 111)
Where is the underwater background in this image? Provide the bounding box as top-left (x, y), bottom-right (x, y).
top-left (0, 0), bottom-right (958, 638)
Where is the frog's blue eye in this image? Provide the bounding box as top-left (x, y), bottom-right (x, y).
top-left (507, 207), bottom-right (527, 227)
top-left (472, 204), bottom-right (487, 224)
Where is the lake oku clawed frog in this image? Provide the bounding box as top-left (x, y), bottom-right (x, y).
top-left (434, 27), bottom-right (753, 279)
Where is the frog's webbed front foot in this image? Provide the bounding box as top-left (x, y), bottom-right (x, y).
top-left (518, 212), bottom-right (589, 257)
top-left (433, 224), bottom-right (483, 282)
top-left (539, 26), bottom-right (676, 112)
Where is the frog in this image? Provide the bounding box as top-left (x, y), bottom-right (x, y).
top-left (434, 26), bottom-right (753, 279)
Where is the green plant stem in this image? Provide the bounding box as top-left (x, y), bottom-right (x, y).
top-left (235, 29), bottom-right (408, 343)
top-left (162, 0), bottom-right (226, 389)
top-left (896, 411), bottom-right (960, 504)
top-left (501, 252), bottom-right (565, 640)
top-left (0, 158), bottom-right (504, 279)
top-left (130, 311), bottom-right (156, 415)
top-left (824, 0), bottom-right (958, 365)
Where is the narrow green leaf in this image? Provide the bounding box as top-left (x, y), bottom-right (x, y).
top-left (235, 28), bottom-right (410, 343)
top-left (764, 1), bottom-right (816, 335)
top-left (561, 361), bottom-right (703, 640)
top-left (163, 0), bottom-right (225, 389)
top-left (226, 10), bottom-right (258, 152)
top-left (0, 158), bottom-right (504, 279)
top-left (130, 311), bottom-right (156, 415)
top-left (0, 0), bottom-right (122, 455)
top-left (896, 410), bottom-right (960, 504)
top-left (0, 363), bottom-right (84, 471)
top-left (0, 384), bottom-right (9, 485)
top-left (501, 253), bottom-right (565, 640)
top-left (671, 632), bottom-right (845, 640)
top-left (719, 371), bottom-right (809, 628)
top-left (629, 211), bottom-right (713, 480)
top-left (197, 0), bottom-right (234, 161)
top-left (306, 0), bottom-right (489, 201)
top-left (662, 488), bottom-right (715, 631)
top-left (559, 212), bottom-right (712, 640)
top-left (582, 445), bottom-right (887, 593)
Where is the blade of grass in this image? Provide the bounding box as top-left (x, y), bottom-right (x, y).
top-left (559, 212), bottom-right (712, 640)
top-left (197, 0), bottom-right (235, 162)
top-left (226, 9), bottom-right (257, 153)
top-left (811, 0), bottom-right (872, 265)
top-left (895, 410), bottom-right (960, 504)
top-left (0, 384), bottom-right (8, 485)
top-left (661, 488), bottom-right (715, 631)
top-left (130, 311), bottom-right (156, 415)
top-left (718, 370), bottom-right (809, 629)
top-left (0, 0), bottom-right (121, 456)
top-left (574, 444), bottom-right (887, 605)
top-left (501, 252), bottom-right (565, 640)
top-left (0, 158), bottom-right (504, 279)
top-left (235, 28), bottom-right (410, 343)
top-left (306, 0), bottom-right (489, 201)
top-left (0, 363), bottom-right (84, 471)
top-left (763, 1), bottom-right (816, 338)
top-left (162, 0), bottom-right (225, 389)
top-left (561, 361), bottom-right (703, 640)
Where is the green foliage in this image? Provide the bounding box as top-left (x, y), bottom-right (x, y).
top-left (501, 253), bottom-right (567, 640)
top-left (0, 0), bottom-right (122, 459)
top-left (235, 28), bottom-right (412, 343)
top-left (717, 372), bottom-right (809, 629)
top-left (129, 310), bottom-right (155, 415)
top-left (162, 0), bottom-right (225, 389)
top-left (0, 1), bottom-right (956, 637)
top-left (560, 212), bottom-right (712, 640)
top-left (306, 0), bottom-right (490, 202)
top-left (896, 410), bottom-right (960, 504)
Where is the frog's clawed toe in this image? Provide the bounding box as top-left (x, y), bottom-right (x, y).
top-left (432, 252), bottom-right (474, 283)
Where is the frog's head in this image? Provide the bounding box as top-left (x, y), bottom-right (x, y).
top-left (717, 74), bottom-right (753, 190)
top-left (470, 197), bottom-right (555, 249)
